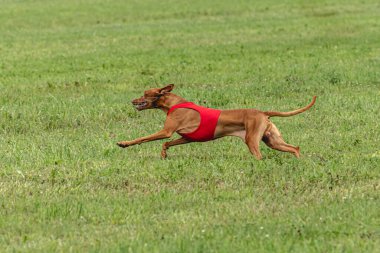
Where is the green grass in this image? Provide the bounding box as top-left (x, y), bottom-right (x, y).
top-left (1, 0), bottom-right (380, 252)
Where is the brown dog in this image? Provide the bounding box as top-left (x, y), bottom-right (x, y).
top-left (117, 84), bottom-right (316, 159)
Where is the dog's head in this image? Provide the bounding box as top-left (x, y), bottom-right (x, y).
top-left (132, 84), bottom-right (174, 111)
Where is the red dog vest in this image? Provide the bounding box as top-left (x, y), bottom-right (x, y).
top-left (167, 102), bottom-right (221, 142)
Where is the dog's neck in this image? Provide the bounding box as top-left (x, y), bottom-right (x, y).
top-left (157, 93), bottom-right (188, 113)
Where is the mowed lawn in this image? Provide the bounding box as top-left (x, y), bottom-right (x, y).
top-left (1, 0), bottom-right (379, 252)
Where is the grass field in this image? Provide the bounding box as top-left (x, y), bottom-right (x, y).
top-left (1, 0), bottom-right (380, 252)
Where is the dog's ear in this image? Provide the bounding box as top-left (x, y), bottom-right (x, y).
top-left (159, 84), bottom-right (174, 94)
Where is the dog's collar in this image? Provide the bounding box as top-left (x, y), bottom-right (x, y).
top-left (167, 102), bottom-right (195, 115)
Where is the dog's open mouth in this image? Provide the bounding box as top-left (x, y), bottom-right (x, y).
top-left (134, 101), bottom-right (148, 110)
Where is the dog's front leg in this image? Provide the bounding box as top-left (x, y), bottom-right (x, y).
top-left (117, 116), bottom-right (179, 148)
top-left (117, 129), bottom-right (173, 148)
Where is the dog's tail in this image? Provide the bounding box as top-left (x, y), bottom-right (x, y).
top-left (264, 96), bottom-right (316, 117)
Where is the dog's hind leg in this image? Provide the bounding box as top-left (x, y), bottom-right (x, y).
top-left (244, 116), bottom-right (270, 160)
top-left (161, 137), bottom-right (191, 159)
top-left (262, 123), bottom-right (300, 158)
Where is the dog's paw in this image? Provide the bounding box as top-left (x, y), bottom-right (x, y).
top-left (117, 141), bottom-right (130, 148)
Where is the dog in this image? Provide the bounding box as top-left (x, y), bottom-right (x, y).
top-left (117, 84), bottom-right (316, 159)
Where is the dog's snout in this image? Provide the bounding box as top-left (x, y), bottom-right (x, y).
top-left (132, 97), bottom-right (142, 104)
